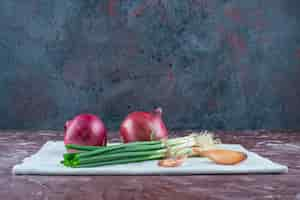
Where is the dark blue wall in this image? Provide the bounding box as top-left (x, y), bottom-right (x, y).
top-left (1, 0), bottom-right (300, 130)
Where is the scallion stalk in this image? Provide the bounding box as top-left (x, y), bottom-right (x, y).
top-left (73, 154), bottom-right (164, 168)
top-left (62, 133), bottom-right (218, 168)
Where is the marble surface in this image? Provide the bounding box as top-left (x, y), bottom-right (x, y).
top-left (1, 130), bottom-right (300, 199)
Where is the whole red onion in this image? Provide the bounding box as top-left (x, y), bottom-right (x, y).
top-left (120, 107), bottom-right (168, 143)
top-left (64, 114), bottom-right (107, 146)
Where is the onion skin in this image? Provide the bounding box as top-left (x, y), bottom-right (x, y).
top-left (120, 107), bottom-right (168, 143)
top-left (64, 114), bottom-right (107, 146)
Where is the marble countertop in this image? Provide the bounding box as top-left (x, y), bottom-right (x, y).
top-left (1, 130), bottom-right (300, 200)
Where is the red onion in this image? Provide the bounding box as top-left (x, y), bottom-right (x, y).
top-left (120, 107), bottom-right (168, 143)
top-left (64, 114), bottom-right (107, 146)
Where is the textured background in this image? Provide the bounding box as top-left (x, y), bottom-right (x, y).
top-left (1, 0), bottom-right (300, 130)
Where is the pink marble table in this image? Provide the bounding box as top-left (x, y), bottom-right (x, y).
top-left (1, 130), bottom-right (300, 200)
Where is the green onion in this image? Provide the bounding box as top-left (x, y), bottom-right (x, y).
top-left (62, 132), bottom-right (218, 168)
top-left (73, 154), bottom-right (164, 168)
top-left (65, 144), bottom-right (103, 151)
top-left (73, 149), bottom-right (167, 166)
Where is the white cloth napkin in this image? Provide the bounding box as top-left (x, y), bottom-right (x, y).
top-left (12, 141), bottom-right (288, 175)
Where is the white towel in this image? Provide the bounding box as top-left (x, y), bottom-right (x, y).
top-left (12, 141), bottom-right (288, 175)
